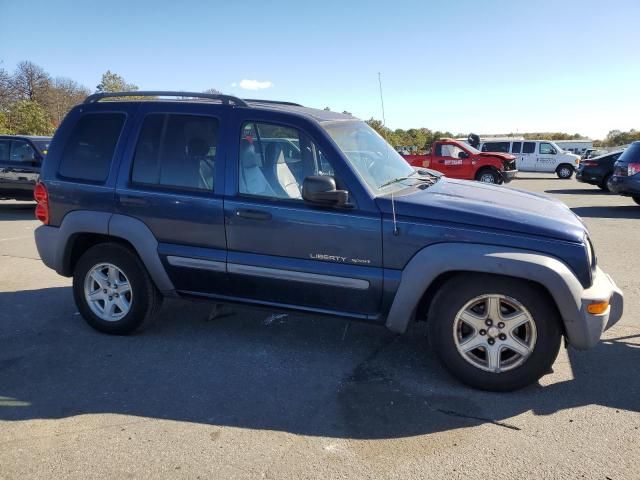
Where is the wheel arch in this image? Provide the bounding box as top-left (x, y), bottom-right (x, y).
top-left (385, 243), bottom-right (584, 341)
top-left (55, 211), bottom-right (174, 293)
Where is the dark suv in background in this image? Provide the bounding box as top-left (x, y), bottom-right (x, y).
top-left (33, 91), bottom-right (622, 391)
top-left (0, 135), bottom-right (51, 200)
top-left (610, 141), bottom-right (640, 205)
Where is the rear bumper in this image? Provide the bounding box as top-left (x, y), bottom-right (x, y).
top-left (609, 174), bottom-right (640, 196)
top-left (501, 169), bottom-right (518, 183)
top-left (35, 225), bottom-right (64, 274)
top-left (565, 266), bottom-right (624, 349)
top-left (575, 170), bottom-right (602, 186)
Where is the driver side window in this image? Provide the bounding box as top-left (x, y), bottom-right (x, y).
top-left (441, 144), bottom-right (464, 158)
top-left (238, 122), bottom-right (334, 200)
top-left (539, 142), bottom-right (556, 155)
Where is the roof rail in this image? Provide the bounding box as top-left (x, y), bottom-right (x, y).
top-left (84, 91), bottom-right (249, 107)
top-left (243, 99), bottom-right (303, 107)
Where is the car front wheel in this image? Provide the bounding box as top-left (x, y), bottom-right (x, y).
top-left (556, 165), bottom-right (574, 179)
top-left (427, 274), bottom-right (562, 391)
top-left (476, 169), bottom-right (500, 184)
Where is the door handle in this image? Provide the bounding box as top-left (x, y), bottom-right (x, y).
top-left (235, 209), bottom-right (272, 221)
top-left (438, 160), bottom-right (445, 164)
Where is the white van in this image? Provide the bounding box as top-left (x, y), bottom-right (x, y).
top-left (478, 139), bottom-right (581, 178)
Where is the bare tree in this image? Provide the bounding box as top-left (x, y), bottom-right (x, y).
top-left (11, 61), bottom-right (51, 102)
top-left (45, 77), bottom-right (90, 125)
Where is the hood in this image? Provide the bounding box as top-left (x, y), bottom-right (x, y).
top-left (376, 178), bottom-right (586, 243)
top-left (477, 152), bottom-right (516, 161)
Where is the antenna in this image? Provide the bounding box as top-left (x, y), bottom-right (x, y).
top-left (378, 72), bottom-right (386, 126)
top-left (391, 190), bottom-right (399, 236)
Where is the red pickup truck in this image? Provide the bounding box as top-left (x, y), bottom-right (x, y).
top-left (402, 139), bottom-right (517, 184)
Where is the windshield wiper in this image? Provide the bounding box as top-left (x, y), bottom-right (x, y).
top-left (379, 172), bottom-right (437, 189)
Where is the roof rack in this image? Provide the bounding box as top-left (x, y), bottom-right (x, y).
top-left (84, 91), bottom-right (249, 107)
top-left (243, 99), bottom-right (303, 107)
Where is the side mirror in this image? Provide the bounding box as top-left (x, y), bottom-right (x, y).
top-left (551, 149), bottom-right (557, 155)
top-left (458, 151), bottom-right (469, 159)
top-left (302, 175), bottom-right (348, 207)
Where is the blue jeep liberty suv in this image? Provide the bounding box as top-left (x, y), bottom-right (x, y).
top-left (34, 91), bottom-right (623, 391)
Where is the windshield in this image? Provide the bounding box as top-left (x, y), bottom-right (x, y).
top-left (463, 142), bottom-right (480, 154)
top-left (322, 121), bottom-right (416, 194)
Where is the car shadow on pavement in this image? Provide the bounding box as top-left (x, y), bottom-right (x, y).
top-left (571, 206), bottom-right (640, 219)
top-left (545, 188), bottom-right (607, 195)
top-left (1, 286), bottom-right (638, 439)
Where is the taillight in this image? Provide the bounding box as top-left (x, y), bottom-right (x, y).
top-left (581, 160), bottom-right (597, 167)
top-left (628, 163), bottom-right (640, 176)
top-left (34, 182), bottom-right (49, 225)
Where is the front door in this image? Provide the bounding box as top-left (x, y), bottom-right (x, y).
top-left (223, 118), bottom-right (383, 317)
top-left (537, 142), bottom-right (558, 172)
top-left (116, 103), bottom-right (229, 294)
top-left (436, 143), bottom-right (469, 179)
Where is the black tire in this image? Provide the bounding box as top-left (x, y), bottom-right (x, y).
top-left (633, 196), bottom-right (640, 206)
top-left (73, 242), bottom-right (161, 335)
top-left (475, 168), bottom-right (501, 184)
top-left (598, 174), bottom-right (613, 192)
top-left (556, 164), bottom-right (574, 179)
top-left (427, 274), bottom-right (562, 391)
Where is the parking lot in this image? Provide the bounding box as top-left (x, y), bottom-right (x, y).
top-left (0, 173), bottom-right (638, 479)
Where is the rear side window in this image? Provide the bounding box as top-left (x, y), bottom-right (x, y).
top-left (511, 142), bottom-right (522, 154)
top-left (522, 142), bottom-right (536, 154)
top-left (131, 114), bottom-right (218, 191)
top-left (482, 142), bottom-right (510, 153)
top-left (618, 143), bottom-right (640, 163)
top-left (58, 113), bottom-right (125, 182)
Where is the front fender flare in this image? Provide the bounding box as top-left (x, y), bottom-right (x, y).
top-left (385, 243), bottom-right (585, 339)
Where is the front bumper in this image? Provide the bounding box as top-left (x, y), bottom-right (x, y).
top-left (501, 169), bottom-right (518, 184)
top-left (609, 174), bottom-right (640, 196)
top-left (565, 266), bottom-right (624, 349)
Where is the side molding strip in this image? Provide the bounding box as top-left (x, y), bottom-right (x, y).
top-left (167, 256), bottom-right (226, 272)
top-left (227, 263), bottom-right (370, 290)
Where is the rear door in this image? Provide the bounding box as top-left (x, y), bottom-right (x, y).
top-left (223, 111), bottom-right (383, 317)
top-left (116, 103), bottom-right (229, 294)
top-left (519, 141), bottom-right (538, 172)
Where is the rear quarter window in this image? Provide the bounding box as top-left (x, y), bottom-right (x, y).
top-left (58, 113), bottom-right (126, 182)
top-left (618, 143), bottom-right (640, 163)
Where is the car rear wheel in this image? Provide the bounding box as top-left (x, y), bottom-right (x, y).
top-left (599, 174), bottom-right (613, 192)
top-left (556, 164), bottom-right (574, 179)
top-left (73, 242), bottom-right (161, 335)
top-left (633, 196), bottom-right (640, 206)
top-left (476, 169), bottom-right (501, 184)
top-left (427, 274), bottom-right (562, 391)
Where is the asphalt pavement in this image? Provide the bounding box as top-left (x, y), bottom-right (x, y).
top-left (1, 173), bottom-right (638, 479)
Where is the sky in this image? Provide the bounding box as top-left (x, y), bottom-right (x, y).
top-left (1, 0), bottom-right (638, 139)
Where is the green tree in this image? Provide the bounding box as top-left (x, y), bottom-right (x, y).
top-left (96, 70), bottom-right (139, 93)
top-left (6, 100), bottom-right (53, 135)
top-left (0, 111), bottom-right (9, 134)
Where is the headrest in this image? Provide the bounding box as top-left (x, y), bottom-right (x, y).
top-left (240, 139), bottom-right (260, 167)
top-left (188, 137), bottom-right (209, 157)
